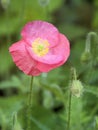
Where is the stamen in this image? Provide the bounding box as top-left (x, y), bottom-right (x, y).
top-left (32, 38), bottom-right (49, 57)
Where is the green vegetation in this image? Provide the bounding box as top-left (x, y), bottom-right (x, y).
top-left (0, 0), bottom-right (98, 130)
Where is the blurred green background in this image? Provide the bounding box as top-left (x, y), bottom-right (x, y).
top-left (0, 0), bottom-right (98, 130)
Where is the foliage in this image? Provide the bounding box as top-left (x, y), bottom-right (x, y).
top-left (0, 0), bottom-right (98, 130)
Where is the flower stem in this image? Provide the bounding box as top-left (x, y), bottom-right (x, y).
top-left (67, 67), bottom-right (76, 130)
top-left (12, 112), bottom-right (17, 130)
top-left (27, 76), bottom-right (34, 130)
top-left (85, 32), bottom-right (97, 53)
top-left (67, 90), bottom-right (72, 130)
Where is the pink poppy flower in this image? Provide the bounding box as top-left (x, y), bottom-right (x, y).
top-left (9, 20), bottom-right (70, 76)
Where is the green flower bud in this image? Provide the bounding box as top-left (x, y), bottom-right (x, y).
top-left (81, 51), bottom-right (92, 63)
top-left (38, 0), bottom-right (50, 7)
top-left (1, 0), bottom-right (10, 9)
top-left (12, 112), bottom-right (22, 130)
top-left (70, 80), bottom-right (83, 98)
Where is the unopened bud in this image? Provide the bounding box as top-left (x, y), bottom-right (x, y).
top-left (1, 0), bottom-right (10, 9)
top-left (81, 51), bottom-right (92, 63)
top-left (38, 0), bottom-right (50, 7)
top-left (70, 80), bottom-right (83, 98)
top-left (12, 112), bottom-right (22, 130)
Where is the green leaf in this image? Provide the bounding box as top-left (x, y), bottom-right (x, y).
top-left (0, 76), bottom-right (21, 89)
top-left (0, 44), bottom-right (13, 74)
top-left (0, 95), bottom-right (25, 116)
top-left (19, 105), bottom-right (66, 130)
top-left (84, 85), bottom-right (98, 98)
top-left (0, 95), bottom-right (25, 129)
top-left (41, 83), bottom-right (65, 102)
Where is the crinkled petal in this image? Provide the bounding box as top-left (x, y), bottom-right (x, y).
top-left (37, 34), bottom-right (70, 72)
top-left (51, 33), bottom-right (70, 64)
top-left (36, 62), bottom-right (62, 72)
top-left (26, 33), bottom-right (70, 66)
top-left (21, 20), bottom-right (60, 47)
top-left (26, 46), bottom-right (63, 64)
top-left (9, 40), bottom-right (41, 76)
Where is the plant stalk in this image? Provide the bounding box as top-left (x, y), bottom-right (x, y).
top-left (67, 90), bottom-right (72, 130)
top-left (27, 76), bottom-right (34, 130)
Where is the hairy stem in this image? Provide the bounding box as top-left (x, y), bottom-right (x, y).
top-left (27, 76), bottom-right (34, 130)
top-left (67, 91), bottom-right (72, 130)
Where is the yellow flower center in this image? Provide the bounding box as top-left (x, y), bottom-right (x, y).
top-left (32, 38), bottom-right (50, 57)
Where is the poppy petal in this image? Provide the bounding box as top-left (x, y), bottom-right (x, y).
top-left (9, 40), bottom-right (41, 76)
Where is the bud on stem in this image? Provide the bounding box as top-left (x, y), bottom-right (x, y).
top-left (38, 0), bottom-right (50, 7)
top-left (70, 67), bottom-right (83, 98)
top-left (81, 32), bottom-right (98, 63)
top-left (1, 0), bottom-right (10, 9)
